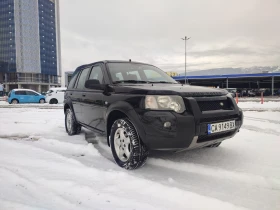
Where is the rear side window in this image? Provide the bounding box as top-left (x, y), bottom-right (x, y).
top-left (15, 91), bottom-right (26, 95)
top-left (76, 67), bottom-right (91, 89)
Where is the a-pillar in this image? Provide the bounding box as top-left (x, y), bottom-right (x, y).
top-left (272, 76), bottom-right (274, 96)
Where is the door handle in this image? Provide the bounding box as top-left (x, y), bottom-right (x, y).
top-left (70, 93), bottom-right (73, 95)
top-left (82, 94), bottom-right (86, 97)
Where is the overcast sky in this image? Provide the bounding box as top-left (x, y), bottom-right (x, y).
top-left (60, 0), bottom-right (280, 73)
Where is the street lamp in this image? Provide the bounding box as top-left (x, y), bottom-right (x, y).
top-left (181, 36), bottom-right (191, 84)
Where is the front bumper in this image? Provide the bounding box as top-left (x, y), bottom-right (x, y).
top-left (135, 95), bottom-right (243, 151)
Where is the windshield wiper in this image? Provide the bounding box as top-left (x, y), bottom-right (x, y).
top-left (113, 80), bottom-right (150, 84)
top-left (148, 81), bottom-right (177, 84)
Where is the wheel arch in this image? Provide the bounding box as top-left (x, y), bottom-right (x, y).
top-left (105, 101), bottom-right (146, 147)
top-left (11, 98), bottom-right (19, 103)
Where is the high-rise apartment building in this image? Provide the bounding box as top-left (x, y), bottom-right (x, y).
top-left (0, 0), bottom-right (61, 92)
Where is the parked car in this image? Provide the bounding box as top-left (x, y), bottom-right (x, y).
top-left (45, 87), bottom-right (67, 104)
top-left (64, 60), bottom-right (243, 170)
top-left (8, 89), bottom-right (45, 104)
top-left (225, 88), bottom-right (237, 97)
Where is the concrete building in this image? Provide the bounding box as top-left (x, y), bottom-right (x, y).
top-left (64, 71), bottom-right (73, 87)
top-left (0, 0), bottom-right (61, 93)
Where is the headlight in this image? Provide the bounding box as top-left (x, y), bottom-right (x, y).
top-left (145, 95), bottom-right (186, 113)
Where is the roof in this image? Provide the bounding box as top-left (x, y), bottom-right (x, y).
top-left (74, 60), bottom-right (152, 72)
top-left (173, 72), bottom-right (280, 80)
top-left (49, 87), bottom-right (67, 90)
top-left (12, 89), bottom-right (39, 93)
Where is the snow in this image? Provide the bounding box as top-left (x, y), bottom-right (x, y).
top-left (0, 107), bottom-right (280, 210)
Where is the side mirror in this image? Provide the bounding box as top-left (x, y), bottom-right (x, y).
top-left (85, 79), bottom-right (106, 90)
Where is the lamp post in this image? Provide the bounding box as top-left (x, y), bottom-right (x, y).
top-left (181, 36), bottom-right (191, 84)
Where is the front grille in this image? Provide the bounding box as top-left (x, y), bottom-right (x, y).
top-left (197, 131), bottom-right (236, 143)
top-left (200, 114), bottom-right (239, 123)
top-left (197, 100), bottom-right (232, 112)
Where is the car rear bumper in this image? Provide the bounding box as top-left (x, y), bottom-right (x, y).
top-left (134, 95), bottom-right (243, 151)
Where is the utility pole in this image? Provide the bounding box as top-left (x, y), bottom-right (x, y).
top-left (181, 36), bottom-right (191, 84)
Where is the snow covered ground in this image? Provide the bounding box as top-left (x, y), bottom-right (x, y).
top-left (0, 107), bottom-right (280, 210)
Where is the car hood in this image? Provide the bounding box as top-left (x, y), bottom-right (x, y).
top-left (113, 84), bottom-right (227, 97)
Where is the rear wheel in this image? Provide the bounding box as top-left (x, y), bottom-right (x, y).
top-left (207, 142), bottom-right (222, 148)
top-left (65, 108), bottom-right (81, 135)
top-left (110, 118), bottom-right (148, 170)
top-left (11, 99), bottom-right (19, 104)
top-left (50, 98), bottom-right (58, 104)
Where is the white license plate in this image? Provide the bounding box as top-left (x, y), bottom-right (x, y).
top-left (208, 120), bottom-right (235, 134)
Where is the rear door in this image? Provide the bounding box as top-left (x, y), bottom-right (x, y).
top-left (72, 67), bottom-right (91, 123)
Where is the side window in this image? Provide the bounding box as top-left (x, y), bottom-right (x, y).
top-left (68, 71), bottom-right (79, 89)
top-left (15, 91), bottom-right (26, 95)
top-left (76, 67), bottom-right (91, 89)
top-left (89, 66), bottom-right (104, 84)
top-left (26, 91), bottom-right (36, 96)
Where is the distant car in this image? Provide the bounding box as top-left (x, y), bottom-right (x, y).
top-left (8, 89), bottom-right (45, 104)
top-left (45, 87), bottom-right (67, 104)
top-left (225, 88), bottom-right (237, 97)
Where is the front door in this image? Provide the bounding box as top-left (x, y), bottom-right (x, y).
top-left (82, 64), bottom-right (106, 132)
top-left (26, 91), bottom-right (37, 103)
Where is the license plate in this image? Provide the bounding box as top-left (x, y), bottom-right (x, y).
top-left (208, 120), bottom-right (235, 134)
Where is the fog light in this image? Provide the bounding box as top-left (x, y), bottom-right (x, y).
top-left (164, 122), bottom-right (171, 128)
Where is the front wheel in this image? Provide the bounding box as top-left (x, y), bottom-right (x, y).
top-left (39, 99), bottom-right (45, 103)
top-left (110, 118), bottom-right (148, 170)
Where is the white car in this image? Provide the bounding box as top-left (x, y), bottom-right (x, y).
top-left (45, 87), bottom-right (66, 104)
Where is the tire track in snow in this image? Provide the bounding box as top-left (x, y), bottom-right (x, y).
top-left (242, 125), bottom-right (280, 136)
top-left (95, 140), bottom-right (280, 191)
top-left (244, 116), bottom-right (280, 124)
top-left (148, 158), bottom-right (280, 191)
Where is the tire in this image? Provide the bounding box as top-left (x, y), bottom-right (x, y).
top-left (50, 98), bottom-right (58, 104)
top-left (11, 99), bottom-right (19, 104)
top-left (65, 108), bottom-right (81, 135)
top-left (39, 99), bottom-right (45, 103)
top-left (207, 142), bottom-right (221, 148)
top-left (110, 118), bottom-right (148, 170)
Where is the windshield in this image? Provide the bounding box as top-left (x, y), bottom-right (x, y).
top-left (107, 63), bottom-right (178, 84)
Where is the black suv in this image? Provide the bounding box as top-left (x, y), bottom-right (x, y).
top-left (64, 61), bottom-right (243, 169)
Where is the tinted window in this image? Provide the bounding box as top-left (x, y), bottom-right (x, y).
top-left (26, 91), bottom-right (37, 96)
top-left (89, 66), bottom-right (104, 84)
top-left (68, 71), bottom-right (79, 89)
top-left (15, 91), bottom-right (26, 95)
top-left (76, 68), bottom-right (91, 89)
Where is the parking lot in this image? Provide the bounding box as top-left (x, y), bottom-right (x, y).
top-left (0, 102), bottom-right (279, 210)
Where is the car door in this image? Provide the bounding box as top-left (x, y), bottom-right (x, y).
top-left (82, 64), bottom-right (106, 131)
top-left (15, 91), bottom-right (27, 103)
top-left (73, 67), bottom-right (91, 123)
top-left (26, 91), bottom-right (36, 103)
top-left (56, 90), bottom-right (65, 103)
